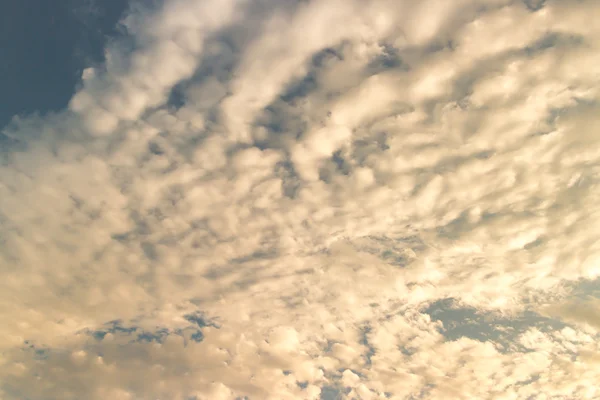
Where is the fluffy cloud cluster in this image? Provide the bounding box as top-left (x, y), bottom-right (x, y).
top-left (1, 0), bottom-right (599, 398)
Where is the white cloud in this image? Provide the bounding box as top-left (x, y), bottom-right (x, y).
top-left (1, 0), bottom-right (600, 398)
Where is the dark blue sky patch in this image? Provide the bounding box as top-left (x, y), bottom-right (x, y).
top-left (278, 66), bottom-right (319, 104)
top-left (136, 327), bottom-right (170, 343)
top-left (82, 319), bottom-right (137, 341)
top-left (148, 141), bottom-right (166, 156)
top-left (105, 319), bottom-right (138, 334)
top-left (166, 83), bottom-right (187, 110)
top-left (320, 386), bottom-right (342, 400)
top-left (81, 318), bottom-right (214, 346)
top-left (277, 47), bottom-right (341, 102)
top-left (183, 311), bottom-right (219, 329)
top-left (189, 330), bottom-right (204, 343)
top-left (365, 43), bottom-right (406, 75)
top-left (0, 0), bottom-right (129, 129)
top-left (311, 47), bottom-right (343, 68)
top-left (423, 299), bottom-right (568, 350)
top-left (297, 381), bottom-right (308, 389)
top-left (91, 330), bottom-right (108, 341)
top-left (359, 324), bottom-right (375, 366)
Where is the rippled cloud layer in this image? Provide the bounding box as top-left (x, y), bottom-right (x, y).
top-left (1, 0), bottom-right (599, 399)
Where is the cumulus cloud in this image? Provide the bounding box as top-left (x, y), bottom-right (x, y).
top-left (1, 0), bottom-right (600, 398)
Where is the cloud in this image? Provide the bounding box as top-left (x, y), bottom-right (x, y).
top-left (1, 0), bottom-right (600, 398)
top-left (541, 297), bottom-right (600, 332)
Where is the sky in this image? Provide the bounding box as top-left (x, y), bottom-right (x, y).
top-left (0, 0), bottom-right (599, 399)
top-left (0, 0), bottom-right (131, 127)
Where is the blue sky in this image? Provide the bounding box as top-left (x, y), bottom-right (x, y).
top-left (0, 0), bottom-right (128, 128)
